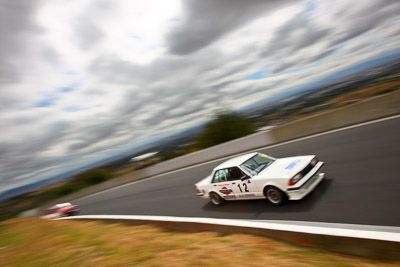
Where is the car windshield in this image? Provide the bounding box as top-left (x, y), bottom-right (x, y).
top-left (240, 153), bottom-right (276, 176)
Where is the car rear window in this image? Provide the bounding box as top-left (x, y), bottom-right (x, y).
top-left (212, 169), bottom-right (229, 183)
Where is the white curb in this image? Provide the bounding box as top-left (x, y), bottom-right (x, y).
top-left (59, 215), bottom-right (400, 243)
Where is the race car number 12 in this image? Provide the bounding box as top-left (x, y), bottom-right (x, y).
top-left (237, 183), bottom-right (249, 193)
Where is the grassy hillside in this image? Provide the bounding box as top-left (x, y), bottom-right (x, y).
top-left (1, 218), bottom-right (398, 266)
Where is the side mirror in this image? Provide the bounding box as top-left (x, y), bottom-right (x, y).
top-left (240, 175), bottom-right (249, 181)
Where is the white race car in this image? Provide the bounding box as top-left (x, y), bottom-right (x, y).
top-left (42, 203), bottom-right (80, 219)
top-left (195, 152), bottom-right (324, 206)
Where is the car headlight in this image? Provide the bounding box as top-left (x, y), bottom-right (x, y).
top-left (310, 157), bottom-right (318, 167)
top-left (288, 173), bottom-right (303, 186)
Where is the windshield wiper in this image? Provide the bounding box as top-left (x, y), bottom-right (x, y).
top-left (258, 162), bottom-right (273, 173)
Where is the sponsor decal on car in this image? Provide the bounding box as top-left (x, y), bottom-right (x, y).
top-left (219, 187), bottom-right (233, 195)
top-left (285, 159), bottom-right (301, 170)
top-left (224, 195), bottom-right (236, 199)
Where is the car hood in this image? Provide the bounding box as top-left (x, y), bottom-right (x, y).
top-left (256, 155), bottom-right (314, 179)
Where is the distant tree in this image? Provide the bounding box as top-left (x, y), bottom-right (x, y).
top-left (196, 111), bottom-right (256, 149)
top-left (71, 169), bottom-right (111, 187)
top-left (49, 169), bottom-right (112, 197)
top-left (78, 169), bottom-right (111, 185)
top-left (160, 151), bottom-right (185, 161)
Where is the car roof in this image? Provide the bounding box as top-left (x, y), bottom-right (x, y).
top-left (214, 152), bottom-right (258, 170)
top-left (56, 202), bottom-right (72, 207)
top-left (48, 203), bottom-right (72, 209)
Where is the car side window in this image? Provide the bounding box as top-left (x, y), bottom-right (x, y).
top-left (228, 167), bottom-right (245, 181)
top-left (212, 169), bottom-right (229, 183)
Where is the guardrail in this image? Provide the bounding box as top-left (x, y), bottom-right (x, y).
top-left (60, 215), bottom-right (400, 261)
top-left (146, 130), bottom-right (274, 177)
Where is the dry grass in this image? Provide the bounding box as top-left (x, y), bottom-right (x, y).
top-left (0, 218), bottom-right (398, 267)
top-left (325, 80), bottom-right (399, 108)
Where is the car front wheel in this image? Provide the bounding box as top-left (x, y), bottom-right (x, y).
top-left (209, 192), bottom-right (224, 206)
top-left (264, 186), bottom-right (287, 205)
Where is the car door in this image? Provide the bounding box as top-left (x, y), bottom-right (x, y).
top-left (211, 168), bottom-right (236, 200)
top-left (228, 167), bottom-right (259, 199)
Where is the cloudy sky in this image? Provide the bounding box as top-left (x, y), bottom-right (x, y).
top-left (1, 0), bottom-right (399, 195)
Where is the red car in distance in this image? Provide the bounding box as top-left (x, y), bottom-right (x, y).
top-left (42, 202), bottom-right (80, 219)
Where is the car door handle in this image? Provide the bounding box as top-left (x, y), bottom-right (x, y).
top-left (232, 182), bottom-right (236, 184)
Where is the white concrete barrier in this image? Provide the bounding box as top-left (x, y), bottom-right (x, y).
top-left (146, 130), bottom-right (275, 177)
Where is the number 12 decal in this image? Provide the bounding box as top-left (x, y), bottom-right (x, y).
top-left (237, 183), bottom-right (249, 193)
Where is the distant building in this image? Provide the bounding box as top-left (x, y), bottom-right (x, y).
top-left (129, 152), bottom-right (159, 162)
top-left (257, 125), bottom-right (277, 132)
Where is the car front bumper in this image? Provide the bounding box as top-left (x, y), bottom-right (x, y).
top-left (287, 162), bottom-right (325, 200)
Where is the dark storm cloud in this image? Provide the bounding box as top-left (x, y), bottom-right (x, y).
top-left (88, 54), bottom-right (144, 85)
top-left (0, 111), bottom-right (131, 188)
top-left (85, 42), bottom-right (265, 135)
top-left (73, 0), bottom-right (114, 50)
top-left (330, 1), bottom-right (400, 46)
top-left (0, 141), bottom-right (14, 159)
top-left (269, 47), bottom-right (335, 74)
top-left (263, 0), bottom-right (400, 74)
top-left (67, 120), bottom-right (123, 153)
top-left (260, 12), bottom-right (332, 66)
top-left (209, 80), bottom-right (234, 92)
top-left (88, 45), bottom-right (256, 95)
top-left (0, 0), bottom-right (41, 84)
top-left (144, 96), bottom-right (209, 126)
top-left (167, 0), bottom-right (297, 55)
top-left (74, 21), bottom-right (104, 50)
top-left (0, 120), bottom-right (71, 182)
top-left (7, 122), bottom-right (69, 160)
top-left (212, 62), bottom-right (253, 82)
top-left (267, 15), bottom-right (330, 55)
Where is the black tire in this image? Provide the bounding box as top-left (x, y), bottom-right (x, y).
top-left (72, 209), bottom-right (80, 216)
top-left (264, 186), bottom-right (287, 205)
top-left (67, 208), bottom-right (80, 216)
top-left (209, 192), bottom-right (224, 206)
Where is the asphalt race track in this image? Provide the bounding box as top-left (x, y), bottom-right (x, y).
top-left (74, 116), bottom-right (400, 227)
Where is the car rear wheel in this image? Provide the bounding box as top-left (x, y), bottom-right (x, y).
top-left (264, 186), bottom-right (287, 205)
top-left (210, 192), bottom-right (224, 206)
